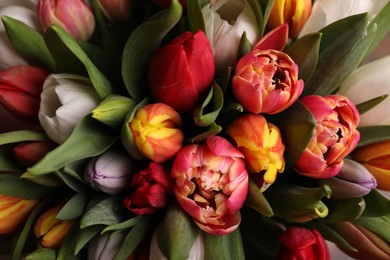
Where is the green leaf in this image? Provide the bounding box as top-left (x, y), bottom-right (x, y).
top-left (257, 0), bottom-right (274, 36)
top-left (203, 229), bottom-right (245, 260)
top-left (57, 193), bottom-right (89, 220)
top-left (355, 214), bottom-right (390, 244)
top-left (361, 189), bottom-right (390, 217)
top-left (303, 13), bottom-right (370, 96)
top-left (157, 204), bottom-right (200, 260)
top-left (57, 221), bottom-right (80, 260)
top-left (356, 95), bottom-right (388, 115)
top-left (237, 32), bottom-right (253, 60)
top-left (356, 125), bottom-right (390, 147)
top-left (102, 216), bottom-right (141, 233)
top-left (1, 16), bottom-right (56, 71)
top-left (187, 0), bottom-right (205, 33)
top-left (55, 170), bottom-right (88, 193)
top-left (267, 101), bottom-right (316, 169)
top-left (324, 197), bottom-right (366, 222)
top-left (121, 0), bottom-right (183, 102)
top-left (25, 116), bottom-right (117, 176)
top-left (186, 122), bottom-right (222, 144)
top-left (0, 130), bottom-right (48, 145)
top-left (193, 82), bottom-right (224, 127)
top-left (74, 225), bottom-right (103, 254)
top-left (245, 177), bottom-right (273, 217)
top-left (44, 25), bottom-right (113, 99)
top-left (285, 33), bottom-right (322, 83)
top-left (25, 248), bottom-right (57, 260)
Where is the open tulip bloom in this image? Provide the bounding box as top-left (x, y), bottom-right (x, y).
top-left (0, 0), bottom-right (390, 259)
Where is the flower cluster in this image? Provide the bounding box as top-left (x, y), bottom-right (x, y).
top-left (0, 0), bottom-right (390, 259)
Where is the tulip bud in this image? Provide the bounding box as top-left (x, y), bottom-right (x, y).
top-left (123, 162), bottom-right (173, 215)
top-left (352, 140), bottom-right (390, 191)
top-left (0, 195), bottom-right (39, 234)
top-left (88, 232), bottom-right (126, 260)
top-left (124, 103), bottom-right (184, 163)
top-left (13, 140), bottom-right (57, 167)
top-left (226, 113), bottom-right (285, 192)
top-left (37, 0), bottom-right (95, 41)
top-left (34, 204), bottom-right (74, 248)
top-left (232, 49), bottom-right (304, 114)
top-left (98, 0), bottom-right (130, 22)
top-left (318, 159), bottom-right (377, 199)
top-left (85, 150), bottom-right (135, 195)
top-left (0, 66), bottom-right (50, 122)
top-left (267, 0), bottom-right (312, 38)
top-left (148, 30), bottom-right (214, 113)
top-left (38, 74), bottom-right (101, 144)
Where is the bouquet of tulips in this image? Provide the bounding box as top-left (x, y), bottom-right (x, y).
top-left (1, 0), bottom-right (390, 259)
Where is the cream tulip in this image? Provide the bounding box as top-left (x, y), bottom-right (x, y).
top-left (338, 55), bottom-right (390, 126)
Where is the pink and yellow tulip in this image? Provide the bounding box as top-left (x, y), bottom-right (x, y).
top-left (295, 95), bottom-right (360, 178)
top-left (225, 113), bottom-right (285, 192)
top-left (171, 135), bottom-right (248, 235)
top-left (232, 49), bottom-right (303, 114)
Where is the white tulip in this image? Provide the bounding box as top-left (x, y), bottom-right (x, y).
top-left (338, 55), bottom-right (390, 126)
top-left (39, 74), bottom-right (101, 144)
top-left (202, 0), bottom-right (260, 75)
top-left (298, 0), bottom-right (388, 37)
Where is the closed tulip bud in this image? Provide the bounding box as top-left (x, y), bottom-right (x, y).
top-left (0, 195), bottom-right (39, 234)
top-left (98, 0), bottom-right (130, 22)
top-left (318, 159), bottom-right (377, 199)
top-left (88, 232), bottom-right (126, 260)
top-left (38, 74), bottom-right (101, 144)
top-left (34, 204), bottom-right (74, 249)
top-left (171, 135), bottom-right (249, 235)
top-left (225, 113), bottom-right (285, 192)
top-left (37, 0), bottom-right (95, 41)
top-left (85, 150), bottom-right (135, 195)
top-left (124, 103), bottom-right (184, 163)
top-left (277, 227), bottom-right (331, 260)
top-left (13, 140), bottom-right (57, 167)
top-left (202, 0), bottom-right (260, 75)
top-left (148, 30), bottom-right (214, 113)
top-left (267, 0), bottom-right (312, 38)
top-left (295, 95), bottom-right (360, 179)
top-left (232, 49), bottom-right (304, 114)
top-left (352, 140), bottom-right (390, 191)
top-left (0, 66), bottom-right (50, 123)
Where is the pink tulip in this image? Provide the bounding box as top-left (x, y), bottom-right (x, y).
top-left (295, 95), bottom-right (360, 178)
top-left (171, 135), bottom-right (248, 235)
top-left (98, 0), bottom-right (130, 22)
top-left (148, 30), bottom-right (214, 113)
top-left (37, 0), bottom-right (95, 41)
top-left (0, 66), bottom-right (50, 123)
top-left (232, 49), bottom-right (303, 114)
top-left (225, 113), bottom-right (285, 192)
top-left (123, 162), bottom-right (173, 215)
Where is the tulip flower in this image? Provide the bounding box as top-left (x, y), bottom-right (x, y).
top-left (34, 204), bottom-right (75, 248)
top-left (88, 232), bottom-right (126, 260)
top-left (38, 74), bottom-right (101, 144)
top-left (13, 140), bottom-right (57, 167)
top-left (98, 0), bottom-right (130, 22)
top-left (148, 30), bottom-right (214, 113)
top-left (202, 0), bottom-right (260, 74)
top-left (123, 162), bottom-right (173, 215)
top-left (0, 66), bottom-right (50, 123)
top-left (85, 150), bottom-right (135, 195)
top-left (232, 49), bottom-right (304, 114)
top-left (277, 227), bottom-right (331, 260)
top-left (126, 103), bottom-right (184, 163)
top-left (225, 113), bottom-right (285, 192)
top-left (0, 2), bottom-right (40, 69)
top-left (295, 95), bottom-right (360, 178)
top-left (267, 0), bottom-right (312, 38)
top-left (317, 159), bottom-right (377, 199)
top-left (332, 222), bottom-right (390, 259)
top-left (352, 140), bottom-right (390, 191)
top-left (171, 135), bottom-right (249, 235)
top-left (0, 195), bottom-right (39, 233)
top-left (338, 55), bottom-right (390, 126)
top-left (298, 0), bottom-right (388, 37)
top-left (37, 0), bottom-right (95, 41)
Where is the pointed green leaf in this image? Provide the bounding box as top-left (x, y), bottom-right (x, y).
top-left (44, 25), bottom-right (113, 99)
top-left (357, 125), bottom-right (390, 147)
top-left (285, 33), bottom-right (322, 82)
top-left (25, 248), bottom-right (57, 260)
top-left (121, 0), bottom-right (182, 102)
top-left (0, 130), bottom-right (48, 145)
top-left (57, 193), bottom-right (89, 220)
top-left (1, 16), bottom-right (56, 71)
top-left (356, 95), bottom-right (388, 115)
top-left (324, 197), bottom-right (365, 222)
top-left (267, 101), bottom-right (316, 169)
top-left (237, 32), bottom-right (253, 60)
top-left (257, 0), bottom-right (274, 36)
top-left (74, 225), bottom-right (103, 254)
top-left (25, 116), bottom-right (117, 176)
top-left (102, 216), bottom-right (140, 233)
top-left (203, 229), bottom-right (245, 260)
top-left (362, 189), bottom-right (390, 217)
top-left (193, 83), bottom-right (224, 127)
top-left (187, 0), bottom-right (205, 33)
top-left (245, 177), bottom-right (273, 217)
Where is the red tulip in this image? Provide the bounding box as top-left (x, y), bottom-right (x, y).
top-left (0, 66), bottom-right (50, 123)
top-left (148, 30), bottom-right (215, 113)
top-left (13, 140), bottom-right (57, 167)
